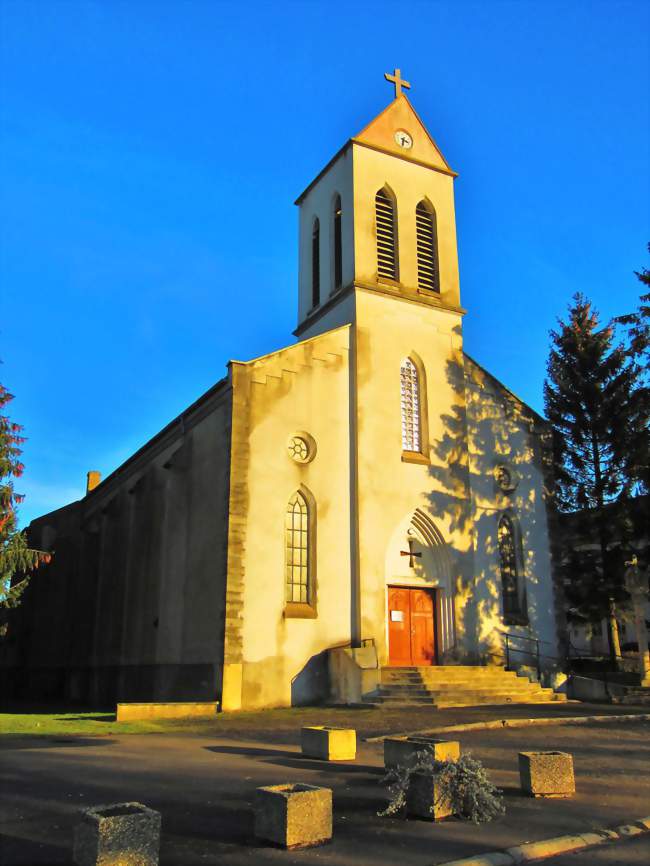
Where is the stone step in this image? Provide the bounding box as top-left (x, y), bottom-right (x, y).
top-left (384, 671), bottom-right (541, 683)
top-left (435, 696), bottom-right (554, 710)
top-left (425, 687), bottom-right (547, 699)
top-left (374, 665), bottom-right (566, 707)
top-left (419, 676), bottom-right (529, 687)
top-left (370, 686), bottom-right (564, 703)
top-left (382, 682), bottom-right (544, 697)
top-left (419, 671), bottom-right (522, 679)
top-left (387, 674), bottom-right (522, 683)
top-left (615, 690), bottom-right (650, 705)
top-left (384, 668), bottom-right (513, 674)
top-left (384, 680), bottom-right (536, 693)
top-left (381, 676), bottom-right (523, 687)
top-left (372, 696), bottom-right (436, 705)
top-left (377, 688), bottom-right (432, 698)
top-left (372, 694), bottom-right (561, 708)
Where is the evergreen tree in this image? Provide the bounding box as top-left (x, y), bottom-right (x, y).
top-left (614, 245), bottom-right (650, 493)
top-left (0, 382), bottom-right (50, 635)
top-left (616, 244), bottom-right (650, 375)
top-left (544, 294), bottom-right (646, 661)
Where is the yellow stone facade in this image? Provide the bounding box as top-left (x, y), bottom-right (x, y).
top-left (9, 88), bottom-right (562, 712)
top-left (222, 93), bottom-right (561, 709)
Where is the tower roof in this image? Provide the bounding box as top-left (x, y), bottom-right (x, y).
top-left (353, 93), bottom-right (456, 177)
top-left (295, 90), bottom-right (456, 204)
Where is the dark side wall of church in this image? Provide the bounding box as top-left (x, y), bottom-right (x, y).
top-left (2, 384), bottom-right (232, 707)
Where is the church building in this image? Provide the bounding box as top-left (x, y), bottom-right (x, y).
top-left (4, 71), bottom-right (566, 710)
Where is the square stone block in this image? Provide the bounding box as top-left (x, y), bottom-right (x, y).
top-left (254, 784), bottom-right (332, 849)
top-left (384, 737), bottom-right (460, 771)
top-left (406, 770), bottom-right (453, 821)
top-left (301, 726), bottom-right (356, 761)
top-left (73, 802), bottom-right (161, 866)
top-left (519, 751), bottom-right (575, 798)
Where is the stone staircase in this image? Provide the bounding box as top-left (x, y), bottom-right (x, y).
top-left (613, 685), bottom-right (650, 706)
top-left (368, 665), bottom-right (567, 708)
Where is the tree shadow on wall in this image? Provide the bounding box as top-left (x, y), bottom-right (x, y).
top-left (416, 332), bottom-right (561, 671)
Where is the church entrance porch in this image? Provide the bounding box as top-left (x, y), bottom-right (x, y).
top-left (387, 586), bottom-right (437, 666)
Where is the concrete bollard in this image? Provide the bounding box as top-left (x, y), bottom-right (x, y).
top-left (384, 736), bottom-right (460, 770)
top-left (254, 783), bottom-right (332, 849)
top-left (73, 802), bottom-right (161, 866)
top-left (406, 770), bottom-right (454, 821)
top-left (519, 751), bottom-right (575, 798)
top-left (301, 726), bottom-right (356, 760)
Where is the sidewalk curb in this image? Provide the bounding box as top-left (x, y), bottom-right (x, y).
top-left (364, 712), bottom-right (650, 742)
top-left (432, 815), bottom-right (650, 866)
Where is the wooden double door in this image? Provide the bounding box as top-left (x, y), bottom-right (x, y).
top-left (388, 586), bottom-right (437, 666)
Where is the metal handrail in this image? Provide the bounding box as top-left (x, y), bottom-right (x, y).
top-left (498, 631), bottom-right (632, 689)
top-left (499, 630), bottom-right (552, 645)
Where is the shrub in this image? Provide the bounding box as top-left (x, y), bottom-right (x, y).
top-left (379, 750), bottom-right (505, 824)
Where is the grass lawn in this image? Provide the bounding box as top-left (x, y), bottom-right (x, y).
top-left (2, 702), bottom-right (635, 742)
top-left (0, 705), bottom-right (390, 740)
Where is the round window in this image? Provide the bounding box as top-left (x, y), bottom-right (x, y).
top-left (287, 433), bottom-right (316, 464)
top-left (494, 464), bottom-right (517, 493)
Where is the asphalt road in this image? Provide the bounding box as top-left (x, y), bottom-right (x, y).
top-left (1, 719), bottom-right (649, 865)
top-left (545, 832), bottom-right (650, 865)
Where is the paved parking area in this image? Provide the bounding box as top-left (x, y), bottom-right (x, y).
top-left (544, 833), bottom-right (650, 866)
top-left (1, 719), bottom-right (649, 865)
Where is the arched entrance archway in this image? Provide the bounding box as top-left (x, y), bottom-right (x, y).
top-left (385, 508), bottom-right (455, 666)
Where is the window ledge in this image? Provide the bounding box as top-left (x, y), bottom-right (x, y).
top-left (417, 287), bottom-right (441, 299)
top-left (377, 276), bottom-right (401, 288)
top-left (401, 451), bottom-right (430, 465)
top-left (284, 602), bottom-right (318, 619)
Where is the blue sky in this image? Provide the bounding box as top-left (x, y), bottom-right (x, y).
top-left (1, 0), bottom-right (648, 526)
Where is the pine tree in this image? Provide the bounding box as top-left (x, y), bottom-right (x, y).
top-left (614, 245), bottom-right (650, 493)
top-left (616, 244), bottom-right (649, 375)
top-left (0, 382), bottom-right (50, 636)
top-left (544, 294), bottom-right (646, 661)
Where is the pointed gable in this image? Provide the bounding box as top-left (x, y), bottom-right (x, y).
top-left (353, 95), bottom-right (456, 176)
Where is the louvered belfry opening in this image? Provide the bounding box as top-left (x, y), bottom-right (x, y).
top-left (311, 217), bottom-right (320, 308)
top-left (416, 200), bottom-right (439, 292)
top-left (375, 187), bottom-right (398, 280)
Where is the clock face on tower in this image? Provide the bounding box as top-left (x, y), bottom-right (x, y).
top-left (394, 129), bottom-right (413, 149)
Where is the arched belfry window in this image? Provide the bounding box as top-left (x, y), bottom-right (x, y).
top-left (285, 490), bottom-right (316, 615)
top-left (400, 358), bottom-right (421, 453)
top-left (311, 218), bottom-right (320, 308)
top-left (375, 187), bottom-right (398, 280)
top-left (498, 515), bottom-right (527, 623)
top-left (333, 194), bottom-right (343, 291)
top-left (416, 200), bottom-right (439, 293)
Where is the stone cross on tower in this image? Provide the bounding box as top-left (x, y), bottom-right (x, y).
top-left (384, 68), bottom-right (411, 99)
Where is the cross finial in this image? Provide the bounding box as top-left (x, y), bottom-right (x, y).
top-left (384, 68), bottom-right (411, 99)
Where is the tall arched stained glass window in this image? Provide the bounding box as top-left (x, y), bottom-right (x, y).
top-left (400, 358), bottom-right (421, 452)
top-left (498, 515), bottom-right (524, 620)
top-left (285, 491), bottom-right (311, 604)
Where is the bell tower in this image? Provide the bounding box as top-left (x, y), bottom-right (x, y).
top-left (295, 69), bottom-right (463, 339)
top-left (294, 72), bottom-right (471, 651)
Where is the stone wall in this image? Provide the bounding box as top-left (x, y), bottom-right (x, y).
top-left (2, 380), bottom-right (233, 706)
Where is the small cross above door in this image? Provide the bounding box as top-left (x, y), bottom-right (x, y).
top-left (400, 536), bottom-right (422, 569)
